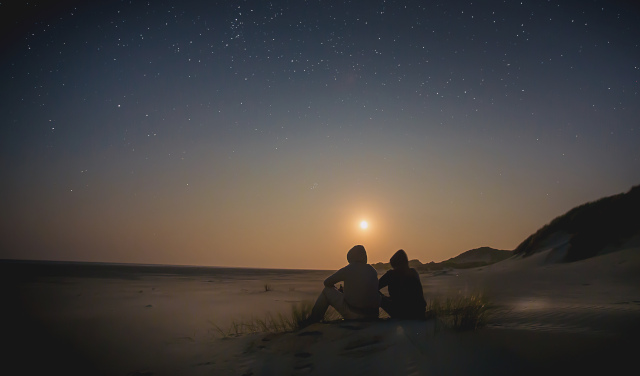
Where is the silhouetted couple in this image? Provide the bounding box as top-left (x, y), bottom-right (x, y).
top-left (304, 245), bottom-right (426, 325)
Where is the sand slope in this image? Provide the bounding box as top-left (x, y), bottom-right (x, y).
top-left (203, 241), bottom-right (640, 376)
top-left (200, 317), bottom-right (637, 376)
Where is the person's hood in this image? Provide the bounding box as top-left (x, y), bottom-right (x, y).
top-left (347, 245), bottom-right (367, 264)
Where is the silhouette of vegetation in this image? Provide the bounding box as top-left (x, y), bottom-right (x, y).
top-left (514, 185), bottom-right (640, 262)
top-left (209, 293), bottom-right (489, 337)
top-left (209, 301), bottom-right (317, 337)
top-left (426, 294), bottom-right (489, 331)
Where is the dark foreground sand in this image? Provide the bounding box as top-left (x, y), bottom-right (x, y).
top-left (3, 242), bottom-right (640, 375)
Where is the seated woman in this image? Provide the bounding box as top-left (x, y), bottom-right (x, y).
top-left (378, 249), bottom-right (427, 320)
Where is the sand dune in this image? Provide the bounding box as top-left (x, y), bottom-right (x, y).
top-left (208, 242), bottom-right (640, 376)
top-left (3, 240), bottom-right (639, 375)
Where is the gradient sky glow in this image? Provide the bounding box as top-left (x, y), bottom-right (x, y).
top-left (1, 0), bottom-right (639, 270)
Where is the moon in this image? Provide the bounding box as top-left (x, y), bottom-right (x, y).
top-left (360, 220), bottom-right (368, 229)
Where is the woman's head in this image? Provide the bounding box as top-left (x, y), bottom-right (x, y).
top-left (390, 249), bottom-right (409, 270)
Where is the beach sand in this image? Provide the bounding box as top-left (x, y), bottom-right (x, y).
top-left (3, 243), bottom-right (640, 375)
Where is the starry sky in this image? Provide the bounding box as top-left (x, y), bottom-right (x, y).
top-left (1, 0), bottom-right (639, 270)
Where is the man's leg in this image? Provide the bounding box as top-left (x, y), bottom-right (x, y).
top-left (308, 286), bottom-right (353, 322)
top-left (308, 287), bottom-right (332, 322)
top-left (320, 286), bottom-right (353, 318)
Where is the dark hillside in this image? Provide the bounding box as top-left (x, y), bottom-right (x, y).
top-left (514, 185), bottom-right (640, 262)
top-left (445, 247), bottom-right (512, 264)
top-left (373, 247), bottom-right (511, 272)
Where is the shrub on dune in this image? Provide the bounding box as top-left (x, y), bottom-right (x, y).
top-left (209, 301), bottom-right (316, 337)
top-left (425, 294), bottom-right (489, 331)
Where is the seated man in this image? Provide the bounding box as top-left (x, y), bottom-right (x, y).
top-left (305, 245), bottom-right (380, 324)
top-left (378, 249), bottom-right (427, 320)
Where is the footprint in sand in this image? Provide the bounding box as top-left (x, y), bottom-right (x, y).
top-left (297, 330), bottom-right (322, 337)
top-left (340, 335), bottom-right (387, 357)
top-left (337, 322), bottom-right (367, 330)
top-left (292, 352), bottom-right (314, 374)
top-left (291, 332), bottom-right (321, 373)
top-left (293, 362), bottom-right (314, 373)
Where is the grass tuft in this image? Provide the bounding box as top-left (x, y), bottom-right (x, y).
top-left (425, 293), bottom-right (489, 331)
top-left (209, 293), bottom-right (489, 338)
top-left (209, 301), bottom-right (315, 338)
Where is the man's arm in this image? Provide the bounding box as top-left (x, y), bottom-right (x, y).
top-left (323, 267), bottom-right (345, 287)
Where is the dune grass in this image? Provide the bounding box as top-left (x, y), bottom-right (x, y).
top-left (425, 293), bottom-right (489, 331)
top-left (209, 301), bottom-right (316, 338)
top-left (209, 293), bottom-right (489, 338)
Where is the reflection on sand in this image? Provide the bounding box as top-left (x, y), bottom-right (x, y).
top-left (510, 297), bottom-right (553, 312)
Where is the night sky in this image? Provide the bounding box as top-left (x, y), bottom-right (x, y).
top-left (1, 0), bottom-right (639, 270)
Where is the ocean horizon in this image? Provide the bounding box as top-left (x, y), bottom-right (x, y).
top-left (0, 258), bottom-right (331, 280)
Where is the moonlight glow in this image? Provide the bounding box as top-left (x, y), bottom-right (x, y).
top-left (360, 221), bottom-right (369, 230)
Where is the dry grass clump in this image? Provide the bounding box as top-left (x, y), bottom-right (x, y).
top-left (210, 294), bottom-right (489, 338)
top-left (425, 293), bottom-right (489, 331)
top-left (209, 301), bottom-right (315, 338)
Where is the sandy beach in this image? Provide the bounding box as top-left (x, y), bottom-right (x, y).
top-left (3, 1), bottom-right (639, 374)
top-left (3, 242), bottom-right (640, 376)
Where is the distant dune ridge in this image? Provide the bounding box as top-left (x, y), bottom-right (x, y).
top-left (375, 185), bottom-right (640, 270)
top-left (373, 247), bottom-right (512, 271)
top-left (514, 184), bottom-right (640, 262)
